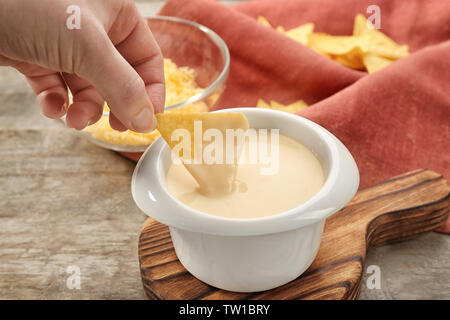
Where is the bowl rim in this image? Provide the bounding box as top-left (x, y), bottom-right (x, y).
top-left (101, 15), bottom-right (230, 116)
top-left (131, 108), bottom-right (360, 236)
top-left (150, 15), bottom-right (231, 110)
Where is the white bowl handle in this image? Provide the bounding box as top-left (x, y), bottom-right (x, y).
top-left (292, 133), bottom-right (359, 222)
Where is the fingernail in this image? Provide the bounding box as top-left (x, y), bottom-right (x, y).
top-left (62, 101), bottom-right (69, 112)
top-left (131, 107), bottom-right (155, 133)
top-left (46, 93), bottom-right (66, 116)
top-left (151, 114), bottom-right (157, 131)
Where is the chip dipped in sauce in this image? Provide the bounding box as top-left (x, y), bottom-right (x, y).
top-left (157, 112), bottom-right (249, 196)
top-left (157, 112), bottom-right (325, 219)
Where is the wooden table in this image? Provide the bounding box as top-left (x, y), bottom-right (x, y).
top-left (0, 0), bottom-right (449, 300)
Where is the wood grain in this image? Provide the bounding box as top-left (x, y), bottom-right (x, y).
top-left (138, 169), bottom-right (450, 300)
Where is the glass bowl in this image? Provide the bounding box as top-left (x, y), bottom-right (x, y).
top-left (80, 15), bottom-right (230, 152)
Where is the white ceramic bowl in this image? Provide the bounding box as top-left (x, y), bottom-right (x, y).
top-left (131, 108), bottom-right (359, 292)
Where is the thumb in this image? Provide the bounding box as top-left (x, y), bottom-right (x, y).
top-left (75, 34), bottom-right (156, 133)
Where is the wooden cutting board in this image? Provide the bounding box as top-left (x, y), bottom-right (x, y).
top-left (138, 169), bottom-right (450, 300)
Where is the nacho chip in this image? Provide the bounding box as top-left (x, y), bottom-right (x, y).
top-left (83, 58), bottom-right (208, 147)
top-left (285, 100), bottom-right (308, 112)
top-left (258, 17), bottom-right (286, 33)
top-left (354, 14), bottom-right (409, 59)
top-left (361, 32), bottom-right (409, 59)
top-left (363, 53), bottom-right (394, 73)
top-left (257, 14), bottom-right (409, 73)
top-left (256, 98), bottom-right (271, 109)
top-left (156, 112), bottom-right (249, 195)
top-left (257, 17), bottom-right (313, 46)
top-left (308, 33), bottom-right (368, 56)
top-left (84, 102), bottom-right (209, 147)
top-left (270, 100), bottom-right (288, 110)
top-left (284, 23), bottom-right (314, 45)
top-left (333, 46), bottom-right (365, 70)
top-left (353, 13), bottom-right (371, 36)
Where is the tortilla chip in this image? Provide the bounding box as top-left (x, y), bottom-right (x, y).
top-left (287, 100), bottom-right (308, 110)
top-left (354, 14), bottom-right (409, 59)
top-left (257, 14), bottom-right (408, 73)
top-left (269, 100), bottom-right (287, 110)
top-left (156, 112), bottom-right (249, 159)
top-left (257, 16), bottom-right (272, 27)
top-left (308, 33), bottom-right (366, 55)
top-left (353, 13), bottom-right (371, 36)
top-left (361, 32), bottom-right (409, 59)
top-left (333, 46), bottom-right (365, 70)
top-left (256, 98), bottom-right (271, 108)
top-left (284, 23), bottom-right (314, 45)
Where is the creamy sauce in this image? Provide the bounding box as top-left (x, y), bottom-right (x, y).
top-left (166, 133), bottom-right (325, 219)
top-left (183, 114), bottom-right (249, 196)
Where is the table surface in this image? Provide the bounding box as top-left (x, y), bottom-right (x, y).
top-left (0, 0), bottom-right (449, 300)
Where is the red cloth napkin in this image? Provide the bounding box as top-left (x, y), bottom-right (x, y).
top-left (137, 0), bottom-right (450, 232)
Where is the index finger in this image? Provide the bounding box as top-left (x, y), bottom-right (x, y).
top-left (109, 5), bottom-right (165, 114)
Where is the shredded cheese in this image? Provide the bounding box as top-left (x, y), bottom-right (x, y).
top-left (83, 58), bottom-right (208, 147)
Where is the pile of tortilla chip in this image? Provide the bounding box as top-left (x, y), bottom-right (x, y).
top-left (258, 14), bottom-right (409, 73)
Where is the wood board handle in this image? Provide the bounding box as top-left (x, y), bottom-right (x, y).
top-left (138, 169), bottom-right (450, 300)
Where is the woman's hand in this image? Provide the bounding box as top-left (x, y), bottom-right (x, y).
top-left (0, 0), bottom-right (165, 132)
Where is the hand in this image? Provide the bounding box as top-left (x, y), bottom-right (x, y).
top-left (0, 0), bottom-right (165, 132)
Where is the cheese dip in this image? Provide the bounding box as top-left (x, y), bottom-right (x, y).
top-left (166, 133), bottom-right (325, 219)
